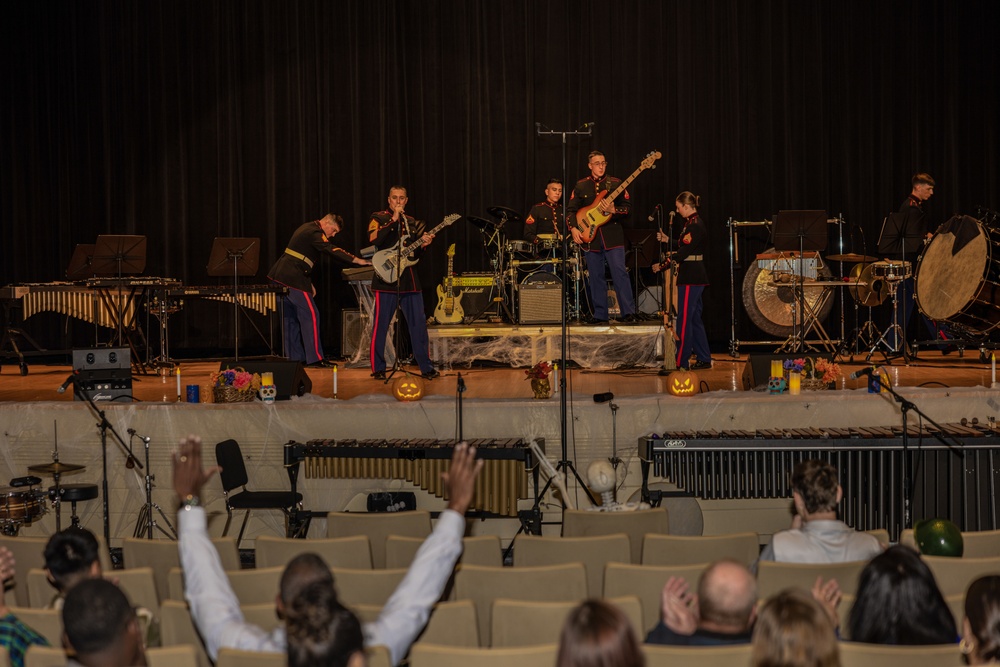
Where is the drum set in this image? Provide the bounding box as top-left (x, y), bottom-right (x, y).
top-left (465, 206), bottom-right (587, 324)
top-left (0, 458), bottom-right (93, 536)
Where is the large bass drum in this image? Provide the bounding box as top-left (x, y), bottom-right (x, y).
top-left (742, 247), bottom-right (835, 338)
top-left (916, 215), bottom-right (1000, 335)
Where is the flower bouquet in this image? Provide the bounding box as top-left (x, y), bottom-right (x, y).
top-left (783, 357), bottom-right (840, 391)
top-left (210, 367), bottom-right (262, 403)
top-left (525, 361), bottom-right (553, 399)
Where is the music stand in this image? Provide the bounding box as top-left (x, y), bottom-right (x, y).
top-left (625, 228), bottom-right (657, 313)
top-left (206, 238), bottom-right (260, 361)
top-left (773, 211), bottom-right (828, 352)
top-left (66, 244), bottom-right (97, 281)
top-left (91, 236), bottom-right (147, 352)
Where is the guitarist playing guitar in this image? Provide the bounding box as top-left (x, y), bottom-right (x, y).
top-left (368, 185), bottom-right (440, 381)
top-left (567, 150), bottom-right (658, 324)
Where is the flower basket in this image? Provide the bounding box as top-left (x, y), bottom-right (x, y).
top-left (213, 384), bottom-right (257, 403)
top-left (783, 357), bottom-right (840, 392)
top-left (800, 376), bottom-right (831, 392)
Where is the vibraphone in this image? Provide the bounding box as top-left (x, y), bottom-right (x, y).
top-left (165, 284), bottom-right (287, 316)
top-left (641, 423), bottom-right (1000, 540)
top-left (284, 438), bottom-right (538, 517)
top-left (13, 282), bottom-right (139, 329)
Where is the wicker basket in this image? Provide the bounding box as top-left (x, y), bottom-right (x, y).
top-left (213, 385), bottom-right (257, 403)
top-left (801, 377), bottom-right (830, 391)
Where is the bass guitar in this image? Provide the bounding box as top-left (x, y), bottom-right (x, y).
top-left (372, 213), bottom-right (461, 283)
top-left (574, 151), bottom-right (661, 243)
top-left (433, 243), bottom-right (465, 324)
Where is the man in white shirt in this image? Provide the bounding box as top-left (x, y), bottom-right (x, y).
top-left (759, 459), bottom-right (883, 563)
top-left (173, 436), bottom-right (483, 665)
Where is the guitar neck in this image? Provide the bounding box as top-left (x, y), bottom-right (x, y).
top-left (606, 167), bottom-right (645, 204)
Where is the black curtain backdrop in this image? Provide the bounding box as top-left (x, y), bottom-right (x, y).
top-left (2, 0), bottom-right (998, 354)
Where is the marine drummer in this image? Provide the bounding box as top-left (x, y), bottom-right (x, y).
top-left (523, 178), bottom-right (563, 246)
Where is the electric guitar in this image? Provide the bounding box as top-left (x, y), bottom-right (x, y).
top-left (372, 213), bottom-right (461, 283)
top-left (574, 151), bottom-right (661, 243)
top-left (433, 243), bottom-right (465, 324)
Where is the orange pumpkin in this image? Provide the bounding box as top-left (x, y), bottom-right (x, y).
top-left (667, 369), bottom-right (699, 396)
top-left (392, 374), bottom-right (425, 402)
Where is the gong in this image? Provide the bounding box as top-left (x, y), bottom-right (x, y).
top-left (742, 247), bottom-right (835, 338)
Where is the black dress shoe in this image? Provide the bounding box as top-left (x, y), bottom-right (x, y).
top-left (689, 360), bottom-right (713, 370)
top-left (421, 369), bottom-right (440, 380)
top-left (307, 359), bottom-right (336, 368)
top-left (371, 370), bottom-right (386, 380)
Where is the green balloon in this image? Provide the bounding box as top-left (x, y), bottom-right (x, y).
top-left (914, 518), bottom-right (964, 557)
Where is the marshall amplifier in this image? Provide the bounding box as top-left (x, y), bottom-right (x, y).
top-left (518, 272), bottom-right (563, 324)
top-left (71, 347), bottom-right (133, 402)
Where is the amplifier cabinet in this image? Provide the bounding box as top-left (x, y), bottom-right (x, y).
top-left (519, 273), bottom-right (563, 324)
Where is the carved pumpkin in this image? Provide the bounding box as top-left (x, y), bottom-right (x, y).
top-left (392, 374), bottom-right (425, 402)
top-left (667, 369), bottom-right (699, 396)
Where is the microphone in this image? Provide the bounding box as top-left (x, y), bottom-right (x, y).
top-left (593, 391), bottom-right (614, 403)
top-left (668, 211), bottom-right (676, 224)
top-left (850, 367), bottom-right (875, 380)
top-left (579, 121), bottom-right (596, 129)
top-left (56, 372), bottom-right (77, 394)
top-left (647, 204), bottom-right (661, 223)
top-left (127, 428), bottom-right (136, 436)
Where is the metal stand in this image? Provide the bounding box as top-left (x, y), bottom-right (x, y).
top-left (206, 238), bottom-right (261, 362)
top-left (130, 428), bottom-right (177, 539)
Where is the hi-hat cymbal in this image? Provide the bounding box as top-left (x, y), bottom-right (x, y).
top-left (486, 206), bottom-right (522, 224)
top-left (27, 461), bottom-right (85, 475)
top-left (827, 253), bottom-right (879, 263)
top-left (466, 215), bottom-right (497, 231)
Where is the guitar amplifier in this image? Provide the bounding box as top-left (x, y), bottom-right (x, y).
top-left (341, 309), bottom-right (367, 357)
top-left (71, 347), bottom-right (133, 402)
top-left (452, 273), bottom-right (496, 320)
top-left (519, 273), bottom-right (563, 324)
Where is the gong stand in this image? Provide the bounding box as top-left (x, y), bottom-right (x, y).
top-left (772, 211), bottom-right (828, 353)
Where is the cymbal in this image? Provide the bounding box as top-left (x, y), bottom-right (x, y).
top-left (847, 263), bottom-right (889, 306)
top-left (826, 253), bottom-right (879, 263)
top-left (466, 215), bottom-right (498, 231)
top-left (486, 206), bottom-right (522, 224)
top-left (27, 461), bottom-right (85, 475)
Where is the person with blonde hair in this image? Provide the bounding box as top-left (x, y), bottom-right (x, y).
top-left (557, 599), bottom-right (645, 667)
top-left (751, 588), bottom-right (840, 667)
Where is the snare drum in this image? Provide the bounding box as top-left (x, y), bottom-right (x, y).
top-left (871, 260), bottom-right (912, 281)
top-left (536, 234), bottom-right (562, 252)
top-left (916, 215), bottom-right (1000, 334)
top-left (0, 488), bottom-right (44, 522)
top-left (505, 239), bottom-right (534, 255)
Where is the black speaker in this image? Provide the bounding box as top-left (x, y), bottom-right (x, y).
top-left (218, 360), bottom-right (312, 400)
top-left (741, 353), bottom-right (835, 391)
top-left (71, 347), bottom-right (132, 402)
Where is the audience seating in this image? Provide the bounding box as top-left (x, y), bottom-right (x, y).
top-left (8, 607), bottom-right (61, 646)
top-left (864, 529), bottom-right (890, 547)
top-left (166, 567), bottom-right (185, 601)
top-left (756, 559), bottom-right (867, 599)
top-left (838, 641), bottom-right (961, 667)
top-left (603, 562), bottom-right (707, 635)
top-left (641, 532), bottom-right (760, 568)
top-left (348, 603), bottom-right (382, 625)
top-left (415, 599), bottom-right (480, 647)
top-left (491, 595), bottom-right (643, 648)
top-left (226, 566), bottom-right (285, 605)
top-left (0, 646), bottom-right (8, 667)
top-left (454, 563), bottom-right (587, 646)
top-left (961, 528), bottom-right (1000, 557)
top-left (385, 534), bottom-right (502, 569)
top-left (254, 534), bottom-right (373, 569)
top-left (0, 534), bottom-right (112, 607)
top-left (242, 602), bottom-right (282, 632)
top-left (923, 554), bottom-right (1000, 597)
top-left (110, 566), bottom-right (161, 617)
top-left (159, 600), bottom-right (210, 667)
top-left (326, 510), bottom-right (432, 568)
top-left (367, 645), bottom-right (392, 667)
top-left (23, 646), bottom-right (67, 667)
top-left (146, 645), bottom-right (199, 667)
top-left (26, 569), bottom-right (57, 609)
top-left (643, 643), bottom-right (754, 667)
top-left (513, 533), bottom-right (630, 597)
top-left (899, 528), bottom-right (916, 549)
top-left (409, 643), bottom-right (558, 667)
top-left (215, 438), bottom-right (302, 548)
top-left (329, 566), bottom-right (407, 607)
top-left (123, 536), bottom-right (240, 602)
top-left (561, 507), bottom-right (669, 564)
top-left (837, 593), bottom-right (965, 641)
top-left (214, 648), bottom-right (284, 667)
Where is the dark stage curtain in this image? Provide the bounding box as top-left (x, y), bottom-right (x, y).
top-left (2, 0), bottom-right (998, 354)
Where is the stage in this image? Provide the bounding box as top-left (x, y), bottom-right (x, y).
top-left (1, 348), bottom-right (997, 549)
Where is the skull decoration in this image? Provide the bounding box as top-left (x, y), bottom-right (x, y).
top-left (667, 369), bottom-right (699, 396)
top-left (392, 374), bottom-right (425, 402)
top-left (259, 385), bottom-right (277, 404)
top-left (768, 376), bottom-right (787, 394)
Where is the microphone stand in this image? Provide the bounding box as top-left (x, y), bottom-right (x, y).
top-left (456, 372), bottom-right (466, 442)
top-left (384, 213), bottom-right (410, 384)
top-left (130, 429), bottom-right (177, 540)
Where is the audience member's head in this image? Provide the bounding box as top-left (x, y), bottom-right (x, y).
top-left (44, 527), bottom-right (101, 593)
top-left (62, 578), bottom-right (146, 667)
top-left (962, 575), bottom-right (1000, 665)
top-left (848, 545), bottom-right (956, 644)
top-left (277, 552), bottom-right (335, 616)
top-left (791, 460), bottom-right (841, 517)
top-left (751, 588), bottom-right (839, 667)
top-left (557, 599), bottom-right (645, 667)
top-left (286, 580), bottom-right (364, 667)
top-left (698, 559), bottom-right (758, 632)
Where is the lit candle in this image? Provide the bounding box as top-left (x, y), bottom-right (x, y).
top-left (333, 364), bottom-right (338, 398)
top-left (262, 371), bottom-right (274, 386)
top-left (771, 360), bottom-right (783, 377)
top-left (993, 353), bottom-right (996, 386)
top-left (175, 366), bottom-right (181, 401)
top-left (788, 371), bottom-right (801, 395)
top-left (552, 362), bottom-right (559, 394)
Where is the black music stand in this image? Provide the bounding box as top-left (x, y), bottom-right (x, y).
top-left (91, 236), bottom-right (147, 358)
top-left (207, 238), bottom-right (260, 361)
top-left (876, 211), bottom-right (924, 360)
top-left (773, 211), bottom-right (827, 352)
top-left (66, 244), bottom-right (97, 281)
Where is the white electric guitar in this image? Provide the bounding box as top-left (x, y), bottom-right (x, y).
top-left (372, 213), bottom-right (461, 283)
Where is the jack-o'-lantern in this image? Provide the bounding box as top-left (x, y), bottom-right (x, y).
top-left (667, 369), bottom-right (699, 396)
top-left (392, 373), bottom-right (425, 402)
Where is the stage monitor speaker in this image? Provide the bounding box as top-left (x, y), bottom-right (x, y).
top-left (519, 272), bottom-right (563, 324)
top-left (341, 309), bottom-right (367, 358)
top-left (218, 359), bottom-right (311, 400)
top-left (742, 352), bottom-right (835, 391)
top-left (71, 347), bottom-right (132, 402)
top-left (637, 286), bottom-right (663, 315)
